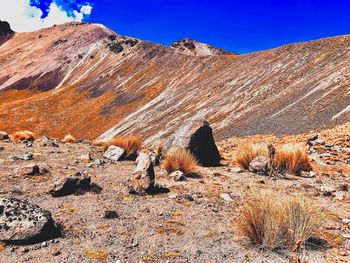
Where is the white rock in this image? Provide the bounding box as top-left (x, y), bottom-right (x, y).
top-left (219, 193), bottom-right (234, 202)
top-left (169, 170), bottom-right (186, 181)
top-left (103, 146), bottom-right (125, 161)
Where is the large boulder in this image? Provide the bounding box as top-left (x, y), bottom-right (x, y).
top-left (164, 119), bottom-right (221, 167)
top-left (49, 172), bottom-right (92, 197)
top-left (0, 198), bottom-right (60, 244)
top-left (128, 153), bottom-right (155, 195)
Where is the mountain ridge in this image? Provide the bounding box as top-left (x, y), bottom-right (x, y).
top-left (0, 22), bottom-right (349, 142)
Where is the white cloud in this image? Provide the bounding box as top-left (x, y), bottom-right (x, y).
top-left (0, 0), bottom-right (93, 32)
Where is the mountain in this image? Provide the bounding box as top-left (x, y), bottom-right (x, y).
top-left (0, 20), bottom-right (14, 45)
top-left (0, 22), bottom-right (349, 142)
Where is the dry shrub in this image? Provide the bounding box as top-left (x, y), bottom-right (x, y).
top-left (235, 143), bottom-right (269, 169)
top-left (103, 135), bottom-right (143, 158)
top-left (63, 134), bottom-right (77, 143)
top-left (163, 148), bottom-right (198, 175)
top-left (10, 130), bottom-right (36, 142)
top-left (274, 144), bottom-right (311, 175)
top-left (237, 193), bottom-right (330, 251)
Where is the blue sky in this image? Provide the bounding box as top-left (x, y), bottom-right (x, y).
top-left (2, 1), bottom-right (350, 53)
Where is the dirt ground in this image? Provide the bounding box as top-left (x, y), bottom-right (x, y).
top-left (0, 133), bottom-right (349, 263)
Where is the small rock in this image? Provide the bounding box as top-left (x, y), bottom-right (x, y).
top-left (78, 152), bottom-right (92, 162)
top-left (0, 132), bottom-right (9, 140)
top-left (170, 170), bottom-right (186, 181)
top-left (15, 164), bottom-right (40, 177)
top-left (104, 211), bottom-right (119, 219)
top-left (230, 167), bottom-right (244, 173)
top-left (128, 153), bottom-right (155, 195)
top-left (95, 158), bottom-right (105, 166)
top-left (52, 249), bottom-right (61, 256)
top-left (219, 193), bottom-right (234, 202)
top-left (314, 139), bottom-right (325, 145)
top-left (248, 156), bottom-right (269, 174)
top-left (320, 186), bottom-right (336, 196)
top-left (49, 172), bottom-right (92, 197)
top-left (334, 192), bottom-right (345, 201)
top-left (341, 219), bottom-right (350, 224)
top-left (168, 193), bottom-right (178, 199)
top-left (103, 146), bottom-right (125, 161)
top-left (342, 234), bottom-right (350, 239)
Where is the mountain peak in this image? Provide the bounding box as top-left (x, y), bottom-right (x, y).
top-left (171, 38), bottom-right (235, 56)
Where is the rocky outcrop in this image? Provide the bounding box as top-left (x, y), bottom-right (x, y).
top-left (128, 153), bottom-right (155, 195)
top-left (0, 20), bottom-right (14, 46)
top-left (103, 146), bottom-right (125, 161)
top-left (171, 38), bottom-right (233, 56)
top-left (165, 120), bottom-right (221, 167)
top-left (0, 198), bottom-right (60, 244)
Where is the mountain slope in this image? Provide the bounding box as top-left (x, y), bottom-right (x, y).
top-left (0, 22), bottom-right (349, 142)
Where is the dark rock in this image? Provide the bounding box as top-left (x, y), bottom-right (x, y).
top-left (0, 198), bottom-right (60, 245)
top-left (0, 132), bottom-right (9, 140)
top-left (128, 153), bottom-right (155, 195)
top-left (49, 172), bottom-right (92, 197)
top-left (108, 42), bottom-right (124, 53)
top-left (165, 119), bottom-right (221, 167)
top-left (104, 211), bottom-right (119, 219)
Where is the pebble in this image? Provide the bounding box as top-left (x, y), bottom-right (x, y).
top-left (342, 219), bottom-right (350, 224)
top-left (219, 193), bottom-right (234, 202)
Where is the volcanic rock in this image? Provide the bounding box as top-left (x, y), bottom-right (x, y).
top-left (165, 119), bottom-right (221, 167)
top-left (49, 172), bottom-right (92, 197)
top-left (128, 153), bottom-right (155, 195)
top-left (0, 197), bottom-right (60, 244)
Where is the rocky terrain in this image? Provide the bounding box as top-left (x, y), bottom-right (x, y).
top-left (0, 22), bottom-right (349, 142)
top-left (0, 123), bottom-right (349, 263)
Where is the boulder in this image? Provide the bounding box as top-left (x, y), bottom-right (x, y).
top-left (49, 172), bottom-right (91, 197)
top-left (0, 198), bottom-right (60, 244)
top-left (103, 146), bottom-right (125, 161)
top-left (169, 170), bottom-right (186, 181)
top-left (164, 119), bottom-right (221, 167)
top-left (128, 153), bottom-right (155, 195)
top-left (15, 165), bottom-right (40, 176)
top-left (248, 156), bottom-right (269, 175)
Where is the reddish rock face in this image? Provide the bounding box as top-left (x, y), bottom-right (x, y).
top-left (0, 22), bottom-right (349, 142)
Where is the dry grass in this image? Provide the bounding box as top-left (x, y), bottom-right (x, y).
top-left (10, 130), bottom-right (36, 142)
top-left (235, 143), bottom-right (269, 169)
top-left (274, 144), bottom-right (311, 175)
top-left (103, 135), bottom-right (143, 158)
top-left (237, 193), bottom-right (330, 251)
top-left (63, 134), bottom-right (77, 143)
top-left (163, 148), bottom-right (198, 175)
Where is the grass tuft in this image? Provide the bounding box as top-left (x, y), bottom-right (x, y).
top-left (10, 130), bottom-right (36, 142)
top-left (235, 144), bottom-right (269, 169)
top-left (163, 148), bottom-right (198, 175)
top-left (274, 144), bottom-right (312, 175)
top-left (103, 135), bottom-right (143, 158)
top-left (237, 193), bottom-right (331, 251)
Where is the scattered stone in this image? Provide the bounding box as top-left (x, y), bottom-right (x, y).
top-left (170, 170), bottom-right (186, 181)
top-left (0, 198), bottom-right (60, 244)
top-left (10, 153), bottom-right (33, 161)
top-left (342, 234), bottom-right (350, 239)
top-left (168, 193), bottom-right (178, 199)
top-left (319, 186), bottom-right (336, 196)
top-left (230, 167), bottom-right (244, 173)
top-left (334, 192), bottom-right (345, 201)
top-left (15, 165), bottom-right (40, 177)
top-left (301, 170), bottom-right (316, 178)
top-left (103, 146), bottom-right (125, 162)
top-left (95, 158), bottom-right (105, 166)
top-left (164, 119), bottom-right (221, 166)
top-left (128, 153), bottom-right (155, 195)
top-left (104, 211), bottom-right (119, 219)
top-left (49, 172), bottom-right (92, 197)
top-left (0, 146), bottom-right (4, 151)
top-left (219, 193), bottom-right (234, 202)
top-left (0, 132), bottom-right (9, 140)
top-left (248, 156), bottom-right (269, 175)
top-left (342, 219), bottom-right (350, 224)
top-left (78, 152), bottom-right (92, 162)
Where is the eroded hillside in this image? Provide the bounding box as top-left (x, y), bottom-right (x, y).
top-left (0, 22), bottom-right (349, 141)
